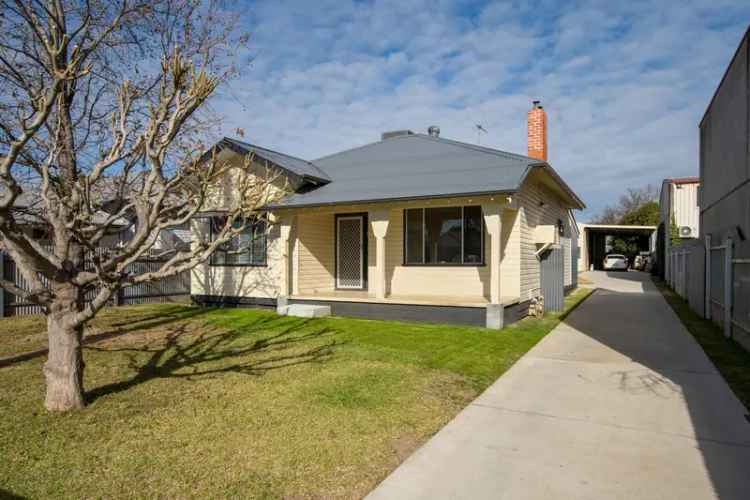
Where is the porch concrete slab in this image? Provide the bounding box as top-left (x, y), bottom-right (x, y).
top-left (367, 271), bottom-right (750, 500)
top-left (288, 291), bottom-right (513, 308)
top-left (284, 304), bottom-right (331, 318)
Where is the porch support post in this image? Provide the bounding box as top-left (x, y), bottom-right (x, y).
top-left (278, 216), bottom-right (294, 299)
top-left (482, 203), bottom-right (503, 304)
top-left (370, 209), bottom-right (390, 299)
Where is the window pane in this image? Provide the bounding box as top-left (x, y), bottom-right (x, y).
top-left (209, 216), bottom-right (268, 265)
top-left (235, 223), bottom-right (252, 264)
top-left (210, 217), bottom-right (226, 265)
top-left (405, 209), bottom-right (423, 264)
top-left (463, 206), bottom-right (483, 264)
top-left (252, 220), bottom-right (267, 265)
top-left (424, 207), bottom-right (462, 264)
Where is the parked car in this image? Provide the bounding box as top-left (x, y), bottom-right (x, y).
top-left (603, 254), bottom-right (628, 271)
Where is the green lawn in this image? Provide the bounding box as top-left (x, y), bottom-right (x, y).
top-left (656, 280), bottom-right (750, 410)
top-left (1, 289), bottom-right (591, 499)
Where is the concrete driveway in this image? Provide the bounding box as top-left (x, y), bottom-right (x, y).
top-left (367, 271), bottom-right (750, 500)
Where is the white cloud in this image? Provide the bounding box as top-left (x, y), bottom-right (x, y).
top-left (211, 0), bottom-right (750, 219)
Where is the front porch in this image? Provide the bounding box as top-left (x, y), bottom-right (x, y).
top-left (275, 195), bottom-right (522, 328)
top-left (290, 290), bottom-right (518, 307)
top-left (287, 293), bottom-right (523, 327)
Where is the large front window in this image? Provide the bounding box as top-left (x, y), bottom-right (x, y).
top-left (209, 216), bottom-right (267, 266)
top-left (404, 206), bottom-right (484, 265)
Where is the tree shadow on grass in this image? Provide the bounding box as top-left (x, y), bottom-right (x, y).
top-left (0, 487), bottom-right (27, 499)
top-left (85, 315), bottom-right (342, 404)
top-left (0, 306), bottom-right (218, 368)
top-left (92, 305), bottom-right (217, 339)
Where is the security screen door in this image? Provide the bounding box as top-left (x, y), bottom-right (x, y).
top-left (336, 215), bottom-right (364, 289)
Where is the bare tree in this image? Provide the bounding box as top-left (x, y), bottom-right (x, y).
top-left (617, 185), bottom-right (658, 216)
top-left (591, 205), bottom-right (620, 225)
top-left (0, 0), bottom-right (283, 410)
top-left (591, 184), bottom-right (659, 224)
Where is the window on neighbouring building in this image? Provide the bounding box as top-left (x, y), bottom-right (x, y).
top-left (404, 206), bottom-right (484, 265)
top-left (209, 216), bottom-right (267, 266)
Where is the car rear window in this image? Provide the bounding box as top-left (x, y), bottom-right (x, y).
top-left (607, 255), bottom-right (625, 260)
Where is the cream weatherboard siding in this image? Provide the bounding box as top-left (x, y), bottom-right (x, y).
top-left (192, 171), bottom-right (577, 309)
top-left (287, 195), bottom-right (506, 300)
top-left (296, 213), bottom-right (335, 294)
top-left (385, 207), bottom-right (491, 299)
top-left (190, 155), bottom-right (291, 300)
top-left (500, 209), bottom-right (521, 299)
top-left (190, 218), bottom-right (284, 299)
top-left (517, 174), bottom-right (571, 302)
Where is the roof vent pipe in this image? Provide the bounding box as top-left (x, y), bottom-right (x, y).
top-left (427, 125), bottom-right (440, 137)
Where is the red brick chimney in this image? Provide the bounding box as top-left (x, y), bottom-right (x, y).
top-left (527, 100), bottom-right (547, 161)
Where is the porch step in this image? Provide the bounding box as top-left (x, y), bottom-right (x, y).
top-left (278, 304), bottom-right (331, 318)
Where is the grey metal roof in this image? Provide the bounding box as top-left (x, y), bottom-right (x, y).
top-left (273, 134), bottom-right (552, 208)
top-left (221, 137), bottom-right (330, 183)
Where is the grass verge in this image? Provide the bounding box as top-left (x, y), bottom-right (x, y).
top-left (1, 288), bottom-right (591, 499)
top-left (655, 280), bottom-right (750, 410)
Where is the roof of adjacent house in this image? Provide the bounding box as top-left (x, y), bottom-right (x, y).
top-left (220, 137), bottom-right (330, 183)
top-left (5, 188), bottom-right (130, 227)
top-left (664, 176), bottom-right (700, 185)
top-left (269, 133), bottom-right (584, 209)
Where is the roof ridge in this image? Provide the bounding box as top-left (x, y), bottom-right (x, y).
top-left (223, 137), bottom-right (312, 164)
top-left (222, 137), bottom-right (330, 181)
top-left (312, 137), bottom-right (390, 163)
top-left (410, 133), bottom-right (544, 163)
top-left (313, 132), bottom-right (542, 165)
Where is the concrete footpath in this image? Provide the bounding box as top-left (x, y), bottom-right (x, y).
top-left (367, 272), bottom-right (750, 500)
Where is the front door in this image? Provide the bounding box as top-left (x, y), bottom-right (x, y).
top-left (336, 215), bottom-right (366, 289)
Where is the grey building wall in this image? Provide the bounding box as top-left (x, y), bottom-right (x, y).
top-left (699, 26), bottom-right (750, 347)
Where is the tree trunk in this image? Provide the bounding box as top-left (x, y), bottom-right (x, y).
top-left (43, 287), bottom-right (85, 411)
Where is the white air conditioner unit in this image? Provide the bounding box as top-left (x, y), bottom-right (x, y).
top-left (535, 225), bottom-right (558, 244)
top-left (679, 226), bottom-right (693, 238)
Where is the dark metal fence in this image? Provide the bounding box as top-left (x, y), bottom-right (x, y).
top-left (0, 250), bottom-right (191, 317)
top-left (540, 245), bottom-right (564, 311)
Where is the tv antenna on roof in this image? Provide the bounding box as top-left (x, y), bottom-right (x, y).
top-left (475, 124), bottom-right (487, 145)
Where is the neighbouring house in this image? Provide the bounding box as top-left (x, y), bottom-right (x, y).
top-left (699, 24), bottom-right (750, 348)
top-left (3, 178), bottom-right (191, 254)
top-left (191, 101), bottom-right (585, 328)
top-left (658, 176), bottom-right (700, 280)
top-left (4, 189), bottom-right (131, 248)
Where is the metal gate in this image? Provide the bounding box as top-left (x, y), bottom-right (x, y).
top-left (540, 245), bottom-right (564, 311)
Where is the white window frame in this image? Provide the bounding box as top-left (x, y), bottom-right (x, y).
top-left (404, 205), bottom-right (484, 266)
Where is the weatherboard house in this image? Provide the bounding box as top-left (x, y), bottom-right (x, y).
top-left (191, 102), bottom-right (585, 328)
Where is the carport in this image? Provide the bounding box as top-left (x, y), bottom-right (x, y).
top-left (578, 224), bottom-right (656, 271)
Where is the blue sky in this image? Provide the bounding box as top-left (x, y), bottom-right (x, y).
top-left (211, 0), bottom-right (750, 220)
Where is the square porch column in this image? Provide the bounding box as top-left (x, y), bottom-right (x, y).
top-left (369, 209), bottom-right (390, 299)
top-left (482, 203), bottom-right (503, 304)
top-left (277, 216), bottom-right (294, 298)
